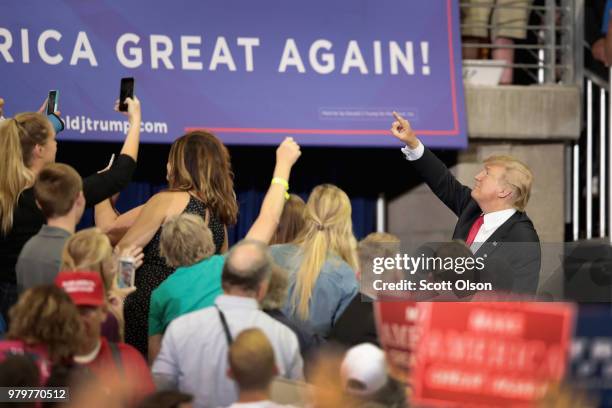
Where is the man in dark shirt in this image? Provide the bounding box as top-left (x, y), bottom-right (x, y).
top-left (262, 263), bottom-right (322, 362)
top-left (16, 163), bottom-right (85, 292)
top-left (328, 233), bottom-right (401, 348)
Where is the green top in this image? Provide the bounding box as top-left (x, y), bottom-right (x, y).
top-left (148, 254), bottom-right (225, 336)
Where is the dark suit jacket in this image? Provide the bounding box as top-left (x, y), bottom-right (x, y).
top-left (409, 147), bottom-right (541, 294)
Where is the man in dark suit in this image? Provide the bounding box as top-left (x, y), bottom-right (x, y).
top-left (390, 112), bottom-right (540, 294)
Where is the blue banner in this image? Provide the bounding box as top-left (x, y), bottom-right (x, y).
top-left (0, 0), bottom-right (467, 148)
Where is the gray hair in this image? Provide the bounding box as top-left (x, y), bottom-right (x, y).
top-left (159, 213), bottom-right (214, 267)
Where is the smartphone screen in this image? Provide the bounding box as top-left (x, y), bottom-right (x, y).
top-left (47, 90), bottom-right (58, 115)
top-left (117, 257), bottom-right (136, 288)
top-left (119, 77), bottom-right (134, 112)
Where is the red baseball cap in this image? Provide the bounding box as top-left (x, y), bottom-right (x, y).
top-left (54, 271), bottom-right (105, 306)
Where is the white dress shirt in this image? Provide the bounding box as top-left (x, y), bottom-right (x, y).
top-left (400, 141), bottom-right (425, 161)
top-left (469, 209), bottom-right (516, 253)
top-left (152, 295), bottom-right (303, 408)
top-left (401, 142), bottom-right (517, 252)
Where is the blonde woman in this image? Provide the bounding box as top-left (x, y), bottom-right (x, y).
top-left (61, 228), bottom-right (143, 342)
top-left (270, 184), bottom-right (359, 337)
top-left (0, 98), bottom-right (141, 320)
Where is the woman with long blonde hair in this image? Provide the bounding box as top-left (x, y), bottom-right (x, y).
top-left (0, 98), bottom-right (141, 321)
top-left (270, 184), bottom-right (359, 337)
top-left (60, 227), bottom-right (143, 342)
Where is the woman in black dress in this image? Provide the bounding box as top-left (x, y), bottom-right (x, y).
top-left (0, 98), bottom-right (141, 321)
top-left (104, 131), bottom-right (239, 356)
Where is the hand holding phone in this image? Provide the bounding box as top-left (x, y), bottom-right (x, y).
top-left (118, 78), bottom-right (134, 112)
top-left (47, 90), bottom-right (58, 115)
top-left (117, 256), bottom-right (136, 289)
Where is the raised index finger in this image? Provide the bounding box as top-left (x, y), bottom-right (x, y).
top-left (392, 111), bottom-right (406, 123)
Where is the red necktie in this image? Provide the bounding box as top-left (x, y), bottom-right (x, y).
top-left (465, 215), bottom-right (484, 246)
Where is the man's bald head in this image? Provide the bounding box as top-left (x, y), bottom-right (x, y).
top-left (222, 240), bottom-right (273, 293)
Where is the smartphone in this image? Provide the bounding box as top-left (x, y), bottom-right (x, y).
top-left (46, 90), bottom-right (58, 115)
top-left (118, 77), bottom-right (134, 112)
top-left (47, 112), bottom-right (65, 133)
top-left (117, 256), bottom-right (136, 289)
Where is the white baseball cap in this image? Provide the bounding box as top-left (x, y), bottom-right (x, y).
top-left (340, 343), bottom-right (388, 397)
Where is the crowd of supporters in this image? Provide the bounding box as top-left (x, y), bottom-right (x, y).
top-left (0, 97), bottom-right (421, 408)
top-left (0, 95), bottom-right (601, 408)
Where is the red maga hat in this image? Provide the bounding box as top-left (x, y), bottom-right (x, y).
top-left (54, 271), bottom-right (105, 306)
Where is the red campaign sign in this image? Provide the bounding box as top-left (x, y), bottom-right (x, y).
top-left (373, 301), bottom-right (424, 382)
top-left (411, 302), bottom-right (575, 407)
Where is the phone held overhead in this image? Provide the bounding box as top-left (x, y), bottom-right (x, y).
top-left (119, 77), bottom-right (134, 112)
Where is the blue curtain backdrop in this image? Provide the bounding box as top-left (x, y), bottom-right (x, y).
top-left (63, 142), bottom-right (391, 244)
top-left (76, 183), bottom-right (377, 244)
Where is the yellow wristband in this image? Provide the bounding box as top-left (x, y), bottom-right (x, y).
top-left (271, 177), bottom-right (290, 200)
top-left (271, 177), bottom-right (289, 189)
